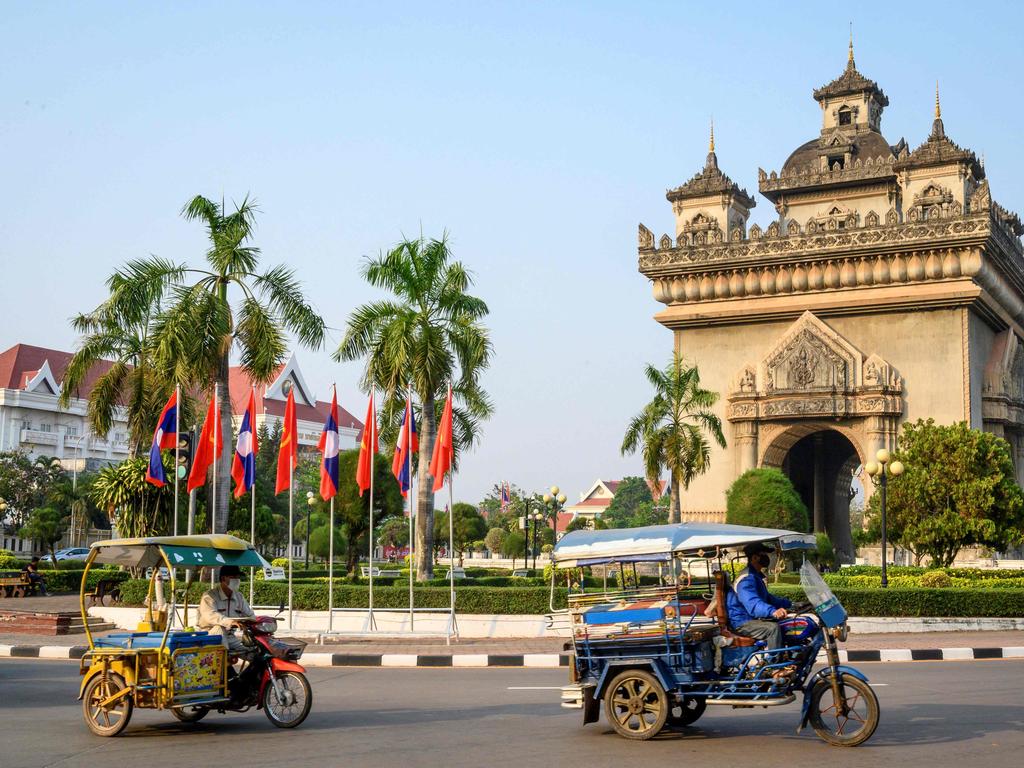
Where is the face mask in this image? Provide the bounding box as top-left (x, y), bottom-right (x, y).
top-left (227, 578), bottom-right (241, 593)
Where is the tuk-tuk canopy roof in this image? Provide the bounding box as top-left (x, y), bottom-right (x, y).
top-left (89, 534), bottom-right (269, 569)
top-left (552, 522), bottom-right (817, 567)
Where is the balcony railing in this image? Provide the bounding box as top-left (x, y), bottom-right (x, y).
top-left (20, 429), bottom-right (59, 446)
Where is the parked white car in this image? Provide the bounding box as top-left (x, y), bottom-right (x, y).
top-left (54, 547), bottom-right (91, 561)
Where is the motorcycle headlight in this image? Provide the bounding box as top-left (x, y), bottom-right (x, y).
top-left (256, 618), bottom-right (278, 634)
top-left (831, 622), bottom-right (849, 642)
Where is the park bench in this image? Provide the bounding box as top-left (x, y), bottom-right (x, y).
top-left (0, 571), bottom-right (37, 598)
top-left (360, 566), bottom-right (402, 578)
top-left (85, 578), bottom-right (123, 606)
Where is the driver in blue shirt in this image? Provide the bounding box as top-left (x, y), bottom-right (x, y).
top-left (726, 543), bottom-right (792, 649)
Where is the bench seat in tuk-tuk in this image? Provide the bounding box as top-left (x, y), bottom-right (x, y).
top-left (94, 631), bottom-right (222, 652)
top-left (580, 596), bottom-right (709, 626)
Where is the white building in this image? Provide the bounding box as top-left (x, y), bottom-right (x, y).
top-left (0, 343), bottom-right (131, 471)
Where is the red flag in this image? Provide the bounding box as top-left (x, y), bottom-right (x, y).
top-left (429, 385), bottom-right (454, 492)
top-left (275, 389), bottom-right (298, 495)
top-left (187, 394), bottom-right (223, 493)
top-left (356, 391), bottom-right (378, 496)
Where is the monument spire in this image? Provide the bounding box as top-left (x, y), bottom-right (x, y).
top-left (705, 118), bottom-right (718, 170)
top-left (935, 81), bottom-right (941, 118)
top-left (709, 118), bottom-right (715, 152)
top-left (847, 23), bottom-right (855, 69)
top-left (930, 80), bottom-right (945, 139)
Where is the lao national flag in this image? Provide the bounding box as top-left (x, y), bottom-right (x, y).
top-left (145, 391), bottom-right (178, 487)
top-left (319, 389), bottom-right (341, 501)
top-left (391, 398), bottom-right (418, 497)
top-left (231, 389), bottom-right (258, 499)
top-left (501, 482), bottom-right (510, 510)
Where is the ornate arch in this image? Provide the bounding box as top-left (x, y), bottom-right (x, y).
top-left (760, 421), bottom-right (866, 468)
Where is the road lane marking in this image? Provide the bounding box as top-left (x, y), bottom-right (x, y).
top-left (507, 686), bottom-right (563, 690)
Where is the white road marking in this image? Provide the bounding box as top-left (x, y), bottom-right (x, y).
top-left (507, 686), bottom-right (563, 690)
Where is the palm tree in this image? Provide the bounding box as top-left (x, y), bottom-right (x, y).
top-left (60, 272), bottom-right (176, 457)
top-left (90, 195), bottom-right (325, 533)
top-left (335, 235), bottom-right (492, 579)
top-left (621, 356), bottom-right (726, 524)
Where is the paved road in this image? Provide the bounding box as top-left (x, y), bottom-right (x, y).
top-left (3, 660), bottom-right (1023, 768)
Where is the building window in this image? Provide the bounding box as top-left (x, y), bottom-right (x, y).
top-left (838, 107), bottom-right (852, 126)
top-left (21, 420), bottom-right (32, 432)
top-left (65, 426), bottom-right (79, 437)
top-left (39, 423), bottom-right (52, 433)
top-left (828, 155), bottom-right (845, 170)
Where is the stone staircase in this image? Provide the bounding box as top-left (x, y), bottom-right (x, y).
top-left (0, 608), bottom-right (115, 635)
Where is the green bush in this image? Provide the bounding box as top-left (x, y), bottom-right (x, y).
top-left (726, 468), bottom-right (808, 531)
top-left (0, 549), bottom-right (23, 569)
top-left (113, 579), bottom-right (1024, 616)
top-left (919, 570), bottom-right (953, 588)
top-left (40, 568), bottom-right (128, 593)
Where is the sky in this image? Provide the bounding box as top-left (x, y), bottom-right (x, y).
top-left (2, 1), bottom-right (1023, 507)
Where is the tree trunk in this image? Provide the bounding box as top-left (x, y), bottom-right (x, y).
top-left (215, 356), bottom-right (232, 535)
top-left (669, 473), bottom-right (681, 524)
top-left (415, 391), bottom-right (436, 580)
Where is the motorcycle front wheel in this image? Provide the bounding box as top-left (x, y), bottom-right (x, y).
top-left (262, 671), bottom-right (312, 728)
top-left (808, 674), bottom-right (879, 746)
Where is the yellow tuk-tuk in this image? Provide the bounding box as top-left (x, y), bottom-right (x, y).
top-left (77, 534), bottom-right (271, 736)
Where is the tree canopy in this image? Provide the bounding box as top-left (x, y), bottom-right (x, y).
top-left (622, 357), bottom-right (725, 523)
top-left (869, 419), bottom-right (1024, 566)
top-left (725, 468), bottom-right (809, 532)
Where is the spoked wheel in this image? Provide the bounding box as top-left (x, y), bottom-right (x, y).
top-left (171, 706), bottom-right (209, 723)
top-left (809, 674), bottom-right (879, 746)
top-left (667, 695), bottom-right (707, 727)
top-left (262, 671), bottom-right (312, 728)
top-left (603, 669), bottom-right (668, 740)
top-left (82, 673), bottom-right (133, 737)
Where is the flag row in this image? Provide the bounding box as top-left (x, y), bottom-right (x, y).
top-left (144, 385), bottom-right (456, 502)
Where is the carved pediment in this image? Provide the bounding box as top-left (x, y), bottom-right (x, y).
top-left (761, 313), bottom-right (860, 392)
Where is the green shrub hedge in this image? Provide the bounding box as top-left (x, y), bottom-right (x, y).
top-left (112, 578), bottom-right (1024, 617)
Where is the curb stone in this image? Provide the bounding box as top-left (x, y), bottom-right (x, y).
top-left (2, 644), bottom-right (1024, 666)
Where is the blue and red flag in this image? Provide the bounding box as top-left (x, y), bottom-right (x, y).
top-left (500, 481), bottom-right (510, 510)
top-left (319, 388), bottom-right (341, 501)
top-left (145, 391), bottom-right (178, 487)
top-left (231, 388), bottom-right (259, 499)
top-left (391, 397), bottom-right (418, 497)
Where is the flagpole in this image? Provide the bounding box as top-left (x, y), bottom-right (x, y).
top-left (407, 387), bottom-right (414, 632)
top-left (288, 453), bottom-right (294, 629)
top-left (173, 383), bottom-right (180, 537)
top-left (447, 386), bottom-right (457, 644)
top-left (212, 382), bottom-right (218, 536)
top-left (328, 496), bottom-right (334, 634)
top-left (367, 389), bottom-right (376, 631)
top-left (249, 386), bottom-right (257, 607)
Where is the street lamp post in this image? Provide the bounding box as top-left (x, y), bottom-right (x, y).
top-left (542, 485), bottom-right (568, 541)
top-left (517, 513), bottom-right (529, 569)
top-left (305, 491), bottom-right (315, 568)
top-left (531, 509), bottom-right (542, 570)
top-left (864, 449), bottom-right (905, 588)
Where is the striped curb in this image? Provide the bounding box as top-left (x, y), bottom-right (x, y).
top-left (2, 644), bottom-right (1024, 666)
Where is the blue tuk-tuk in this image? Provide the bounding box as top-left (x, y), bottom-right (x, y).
top-left (553, 523), bottom-right (878, 746)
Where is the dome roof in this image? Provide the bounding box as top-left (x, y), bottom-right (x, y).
top-left (781, 130), bottom-right (897, 175)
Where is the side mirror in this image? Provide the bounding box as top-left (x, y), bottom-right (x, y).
top-left (278, 600), bottom-right (286, 615)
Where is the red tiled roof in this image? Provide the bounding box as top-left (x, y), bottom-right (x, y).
top-left (0, 343), bottom-right (116, 398)
top-left (604, 480), bottom-right (621, 493)
top-left (227, 366), bottom-right (362, 431)
top-left (573, 498), bottom-right (613, 508)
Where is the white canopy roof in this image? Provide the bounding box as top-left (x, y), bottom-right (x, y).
top-left (552, 522), bottom-right (816, 567)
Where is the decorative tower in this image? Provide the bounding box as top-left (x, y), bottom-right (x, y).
top-left (665, 123), bottom-right (755, 245)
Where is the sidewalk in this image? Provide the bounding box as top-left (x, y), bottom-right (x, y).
top-left (3, 629), bottom-right (1022, 665)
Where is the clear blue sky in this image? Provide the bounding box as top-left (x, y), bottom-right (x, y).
top-left (2, 2), bottom-right (1022, 506)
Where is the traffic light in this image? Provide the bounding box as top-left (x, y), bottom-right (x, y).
top-left (176, 431), bottom-right (194, 480)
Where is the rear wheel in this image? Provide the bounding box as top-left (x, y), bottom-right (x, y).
top-left (170, 706), bottom-right (209, 723)
top-left (667, 695), bottom-right (706, 726)
top-left (603, 669), bottom-right (668, 740)
top-left (262, 671), bottom-right (312, 728)
top-left (82, 673), bottom-right (133, 737)
top-left (809, 674), bottom-right (879, 746)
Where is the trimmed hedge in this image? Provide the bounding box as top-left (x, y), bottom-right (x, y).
top-left (113, 578), bottom-right (1024, 617)
top-left (41, 568), bottom-right (128, 593)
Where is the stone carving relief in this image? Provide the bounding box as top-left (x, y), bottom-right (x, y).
top-left (726, 312), bottom-right (903, 424)
top-left (970, 180), bottom-right (992, 213)
top-left (638, 223), bottom-right (654, 249)
top-left (907, 181), bottom-right (959, 223)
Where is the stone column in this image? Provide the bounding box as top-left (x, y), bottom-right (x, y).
top-left (734, 421), bottom-right (758, 475)
top-left (812, 433), bottom-right (824, 533)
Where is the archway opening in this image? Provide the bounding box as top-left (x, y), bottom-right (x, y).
top-left (780, 430), bottom-right (859, 563)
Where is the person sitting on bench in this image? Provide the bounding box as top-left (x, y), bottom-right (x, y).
top-left (22, 556), bottom-right (48, 596)
top-left (726, 543), bottom-right (791, 649)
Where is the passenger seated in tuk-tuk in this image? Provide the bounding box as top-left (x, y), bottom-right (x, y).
top-left (726, 543), bottom-right (792, 649)
top-left (197, 565), bottom-right (255, 653)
